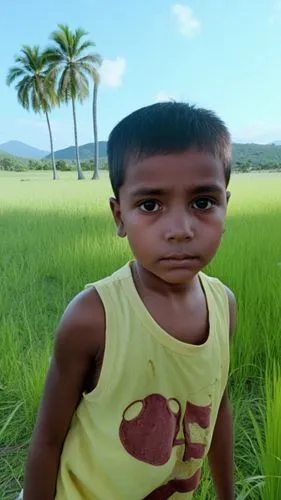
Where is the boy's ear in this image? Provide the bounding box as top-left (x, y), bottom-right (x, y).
top-left (226, 191), bottom-right (231, 204)
top-left (109, 198), bottom-right (126, 238)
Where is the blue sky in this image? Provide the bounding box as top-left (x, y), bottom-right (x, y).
top-left (1, 0), bottom-right (281, 151)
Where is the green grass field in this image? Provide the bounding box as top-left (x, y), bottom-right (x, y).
top-left (1, 170), bottom-right (281, 499)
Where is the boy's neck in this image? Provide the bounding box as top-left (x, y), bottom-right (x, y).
top-left (131, 261), bottom-right (199, 299)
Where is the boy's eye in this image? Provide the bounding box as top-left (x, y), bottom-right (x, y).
top-left (139, 200), bottom-right (161, 212)
top-left (192, 198), bottom-right (215, 210)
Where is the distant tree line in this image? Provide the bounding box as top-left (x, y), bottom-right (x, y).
top-left (6, 25), bottom-right (102, 181)
top-left (1, 156), bottom-right (281, 174)
top-left (0, 157), bottom-right (108, 172)
top-left (233, 160), bottom-right (281, 173)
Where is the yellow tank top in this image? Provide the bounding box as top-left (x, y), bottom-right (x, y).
top-left (55, 263), bottom-right (229, 500)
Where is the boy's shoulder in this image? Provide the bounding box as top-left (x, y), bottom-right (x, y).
top-left (56, 264), bottom-right (131, 355)
top-left (85, 262), bottom-right (131, 291)
top-left (200, 272), bottom-right (236, 338)
top-left (55, 285), bottom-right (105, 359)
top-left (224, 285), bottom-right (236, 338)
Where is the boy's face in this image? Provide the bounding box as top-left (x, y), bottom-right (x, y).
top-left (110, 150), bottom-right (229, 284)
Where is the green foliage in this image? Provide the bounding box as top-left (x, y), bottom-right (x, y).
top-left (233, 143), bottom-right (281, 167)
top-left (45, 24), bottom-right (101, 104)
top-left (247, 362), bottom-right (281, 499)
top-left (0, 158), bottom-right (54, 172)
top-left (43, 24), bottom-right (102, 180)
top-left (81, 160), bottom-right (94, 171)
top-left (81, 159), bottom-right (107, 171)
top-left (233, 160), bottom-right (252, 173)
top-left (56, 159), bottom-right (74, 171)
top-left (0, 158), bottom-right (109, 172)
top-left (262, 363), bottom-right (281, 498)
top-left (0, 157), bottom-right (16, 171)
top-left (6, 44), bottom-right (58, 179)
top-left (233, 159), bottom-right (281, 173)
top-left (0, 157), bottom-right (28, 172)
top-left (6, 45), bottom-right (57, 113)
top-left (38, 160), bottom-right (53, 171)
top-left (28, 159), bottom-right (43, 171)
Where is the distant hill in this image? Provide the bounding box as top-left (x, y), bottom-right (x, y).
top-left (232, 142), bottom-right (281, 165)
top-left (0, 149), bottom-right (14, 158)
top-left (45, 141), bottom-right (107, 160)
top-left (47, 140), bottom-right (281, 165)
top-left (3, 139), bottom-right (281, 166)
top-left (0, 141), bottom-right (48, 159)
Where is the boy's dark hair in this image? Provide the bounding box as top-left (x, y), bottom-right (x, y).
top-left (107, 102), bottom-right (232, 199)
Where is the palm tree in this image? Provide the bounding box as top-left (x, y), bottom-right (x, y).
top-left (45, 24), bottom-right (101, 180)
top-left (92, 73), bottom-right (100, 180)
top-left (6, 45), bottom-right (58, 180)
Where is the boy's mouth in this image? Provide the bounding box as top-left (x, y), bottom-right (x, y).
top-left (161, 253), bottom-right (198, 262)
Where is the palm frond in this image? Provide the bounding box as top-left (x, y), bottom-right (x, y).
top-left (77, 53), bottom-right (102, 66)
top-left (50, 25), bottom-right (70, 56)
top-left (16, 76), bottom-right (32, 110)
top-left (7, 44), bottom-right (58, 114)
top-left (15, 46), bottom-right (44, 74)
top-left (70, 67), bottom-right (77, 100)
top-left (43, 73), bottom-right (59, 107)
top-left (65, 26), bottom-right (74, 57)
top-left (44, 47), bottom-right (66, 65)
top-left (58, 67), bottom-right (72, 102)
top-left (75, 40), bottom-right (95, 57)
top-left (74, 27), bottom-right (89, 41)
top-left (31, 84), bottom-right (42, 113)
top-left (73, 70), bottom-right (89, 103)
top-left (6, 66), bottom-right (26, 85)
top-left (78, 61), bottom-right (99, 81)
top-left (45, 25), bottom-right (100, 107)
top-left (14, 54), bottom-right (28, 65)
top-left (36, 77), bottom-right (54, 112)
top-left (45, 64), bottom-right (59, 86)
top-left (75, 27), bottom-right (89, 37)
top-left (21, 45), bottom-right (40, 59)
top-left (22, 46), bottom-right (41, 71)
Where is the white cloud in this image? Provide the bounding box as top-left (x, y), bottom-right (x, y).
top-left (154, 90), bottom-right (177, 102)
top-left (99, 57), bottom-right (126, 88)
top-left (270, 0), bottom-right (281, 23)
top-left (171, 4), bottom-right (201, 37)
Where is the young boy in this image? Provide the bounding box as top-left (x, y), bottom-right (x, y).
top-left (23, 102), bottom-right (236, 500)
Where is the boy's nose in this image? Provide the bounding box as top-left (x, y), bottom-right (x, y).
top-left (165, 214), bottom-right (195, 241)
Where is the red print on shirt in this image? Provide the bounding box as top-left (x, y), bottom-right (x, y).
top-left (119, 394), bottom-right (211, 499)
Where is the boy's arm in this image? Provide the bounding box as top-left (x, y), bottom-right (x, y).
top-left (208, 287), bottom-right (236, 500)
top-left (23, 288), bottom-right (104, 500)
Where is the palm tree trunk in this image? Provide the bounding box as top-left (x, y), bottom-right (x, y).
top-left (45, 111), bottom-right (58, 180)
top-left (92, 80), bottom-right (99, 180)
top-left (71, 97), bottom-right (85, 180)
